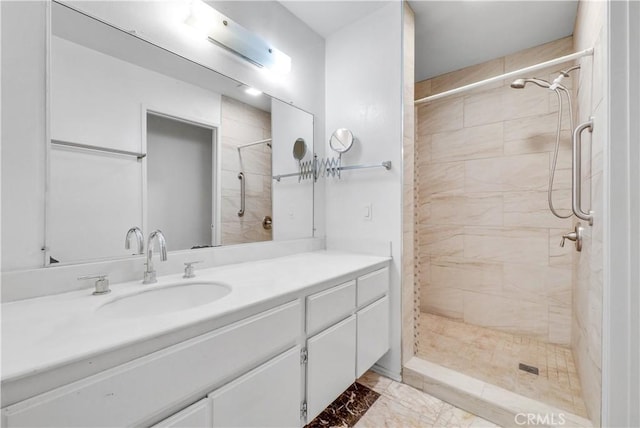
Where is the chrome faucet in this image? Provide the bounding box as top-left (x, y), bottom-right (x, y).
top-left (143, 230), bottom-right (167, 284)
top-left (124, 226), bottom-right (144, 255)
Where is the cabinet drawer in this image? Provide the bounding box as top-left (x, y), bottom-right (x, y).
top-left (306, 280), bottom-right (355, 336)
top-left (356, 296), bottom-right (390, 378)
top-left (356, 267), bottom-right (389, 307)
top-left (2, 301), bottom-right (300, 428)
top-left (209, 346), bottom-right (301, 427)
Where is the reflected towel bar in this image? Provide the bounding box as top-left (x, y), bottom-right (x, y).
top-left (237, 172), bottom-right (245, 217)
top-left (237, 138), bottom-right (272, 151)
top-left (51, 139), bottom-right (146, 159)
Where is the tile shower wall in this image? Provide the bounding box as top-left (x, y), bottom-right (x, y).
top-left (572, 1), bottom-right (606, 425)
top-left (415, 37), bottom-right (576, 345)
top-left (220, 96), bottom-right (272, 245)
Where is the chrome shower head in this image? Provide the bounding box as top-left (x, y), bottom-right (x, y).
top-left (510, 77), bottom-right (552, 89)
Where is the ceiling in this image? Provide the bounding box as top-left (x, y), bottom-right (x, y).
top-left (279, 1), bottom-right (391, 38)
top-left (279, 0), bottom-right (578, 82)
top-left (411, 1), bottom-right (578, 81)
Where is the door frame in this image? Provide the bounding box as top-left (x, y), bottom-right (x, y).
top-left (141, 105), bottom-right (221, 247)
top-left (602, 0), bottom-right (640, 426)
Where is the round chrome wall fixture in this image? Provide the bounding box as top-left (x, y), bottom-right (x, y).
top-left (329, 128), bottom-right (354, 154)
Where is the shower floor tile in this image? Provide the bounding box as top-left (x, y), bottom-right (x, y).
top-left (417, 312), bottom-right (588, 418)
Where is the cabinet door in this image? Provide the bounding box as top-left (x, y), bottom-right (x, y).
top-left (152, 399), bottom-right (211, 428)
top-left (306, 315), bottom-right (356, 422)
top-left (356, 295), bottom-right (389, 378)
top-left (209, 346), bottom-right (301, 428)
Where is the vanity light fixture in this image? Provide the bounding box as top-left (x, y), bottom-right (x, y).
top-left (185, 0), bottom-right (292, 74)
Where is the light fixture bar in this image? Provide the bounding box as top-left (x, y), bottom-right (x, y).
top-left (186, 0), bottom-right (291, 74)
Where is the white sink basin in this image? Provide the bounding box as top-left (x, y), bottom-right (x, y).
top-left (97, 282), bottom-right (231, 318)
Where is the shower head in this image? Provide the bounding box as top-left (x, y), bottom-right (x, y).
top-left (510, 79), bottom-right (527, 89)
top-left (510, 77), bottom-right (552, 89)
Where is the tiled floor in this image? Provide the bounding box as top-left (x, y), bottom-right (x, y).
top-left (416, 312), bottom-right (588, 418)
top-left (355, 371), bottom-right (499, 427)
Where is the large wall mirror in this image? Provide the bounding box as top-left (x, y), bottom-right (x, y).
top-left (46, 2), bottom-right (314, 265)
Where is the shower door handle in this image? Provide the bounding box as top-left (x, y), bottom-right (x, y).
top-left (572, 117), bottom-right (594, 225)
top-left (237, 172), bottom-right (245, 217)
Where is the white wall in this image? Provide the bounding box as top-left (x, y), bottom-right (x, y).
top-left (1, 2), bottom-right (48, 270)
top-left (51, 36), bottom-right (222, 153)
top-left (271, 99), bottom-right (314, 241)
top-left (324, 2), bottom-right (404, 378)
top-left (604, 1), bottom-right (640, 426)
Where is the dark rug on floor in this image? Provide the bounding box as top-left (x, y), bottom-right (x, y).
top-left (305, 382), bottom-right (380, 428)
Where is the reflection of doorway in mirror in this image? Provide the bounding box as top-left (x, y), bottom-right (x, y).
top-left (146, 113), bottom-right (217, 251)
top-left (220, 96), bottom-right (273, 245)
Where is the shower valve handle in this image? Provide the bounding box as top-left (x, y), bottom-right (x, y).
top-left (560, 223), bottom-right (584, 251)
top-left (560, 233), bottom-right (576, 247)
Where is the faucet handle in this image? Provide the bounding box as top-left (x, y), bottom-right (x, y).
top-left (183, 260), bottom-right (204, 279)
top-left (78, 274), bottom-right (111, 295)
top-left (559, 233), bottom-right (576, 247)
top-left (559, 223), bottom-right (584, 252)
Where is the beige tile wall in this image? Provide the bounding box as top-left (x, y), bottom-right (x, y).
top-left (415, 37), bottom-right (577, 346)
top-left (220, 96), bottom-right (272, 245)
top-left (572, 1), bottom-right (606, 425)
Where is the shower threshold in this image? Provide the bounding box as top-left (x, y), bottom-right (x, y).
top-left (403, 358), bottom-right (591, 428)
top-left (405, 313), bottom-right (592, 427)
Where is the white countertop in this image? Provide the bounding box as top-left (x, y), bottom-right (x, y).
top-left (1, 250), bottom-right (389, 400)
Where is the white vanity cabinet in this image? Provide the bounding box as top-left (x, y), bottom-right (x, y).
top-left (304, 267), bottom-right (390, 422)
top-left (2, 301), bottom-right (301, 428)
top-left (2, 262), bottom-right (390, 428)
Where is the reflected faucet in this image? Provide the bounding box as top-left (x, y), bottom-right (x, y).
top-left (124, 226), bottom-right (144, 255)
top-left (143, 230), bottom-right (167, 284)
